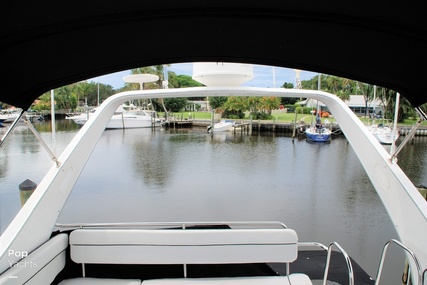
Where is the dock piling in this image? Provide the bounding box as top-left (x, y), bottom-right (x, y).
top-left (19, 179), bottom-right (37, 206)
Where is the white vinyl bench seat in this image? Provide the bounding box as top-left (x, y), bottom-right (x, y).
top-left (58, 277), bottom-right (141, 285)
top-left (58, 227), bottom-right (313, 285)
top-left (144, 274), bottom-right (312, 285)
top-left (0, 233), bottom-right (68, 285)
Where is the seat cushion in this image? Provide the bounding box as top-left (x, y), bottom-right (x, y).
top-left (143, 276), bottom-right (290, 285)
top-left (70, 228), bottom-right (298, 265)
top-left (288, 273), bottom-right (313, 285)
top-left (142, 274), bottom-right (313, 285)
top-left (58, 277), bottom-right (141, 285)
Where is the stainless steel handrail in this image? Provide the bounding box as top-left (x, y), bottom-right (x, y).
top-left (55, 220), bottom-right (288, 230)
top-left (298, 241), bottom-right (328, 251)
top-left (374, 239), bottom-right (422, 285)
top-left (298, 241), bottom-right (354, 285)
top-left (423, 268), bottom-right (427, 285)
top-left (322, 242), bottom-right (354, 285)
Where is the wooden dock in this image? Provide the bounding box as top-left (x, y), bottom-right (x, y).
top-left (232, 122), bottom-right (251, 133)
top-left (165, 119), bottom-right (310, 134)
top-left (163, 119), bottom-right (427, 137)
top-left (162, 120), bottom-right (193, 128)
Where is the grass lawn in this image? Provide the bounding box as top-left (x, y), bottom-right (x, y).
top-left (161, 111), bottom-right (426, 126)
top-left (161, 111), bottom-right (332, 124)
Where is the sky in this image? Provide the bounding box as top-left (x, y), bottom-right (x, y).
top-left (91, 63), bottom-right (319, 90)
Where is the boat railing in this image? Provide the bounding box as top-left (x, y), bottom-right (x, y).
top-left (298, 241), bottom-right (354, 285)
top-left (423, 269), bottom-right (427, 285)
top-left (324, 242), bottom-right (354, 285)
top-left (55, 220), bottom-right (288, 230)
top-left (374, 239), bottom-right (423, 285)
top-left (298, 241), bottom-right (328, 250)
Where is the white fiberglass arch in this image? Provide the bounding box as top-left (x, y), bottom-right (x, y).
top-left (0, 87), bottom-right (426, 279)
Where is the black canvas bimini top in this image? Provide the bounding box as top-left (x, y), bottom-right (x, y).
top-left (1, 1), bottom-right (426, 109)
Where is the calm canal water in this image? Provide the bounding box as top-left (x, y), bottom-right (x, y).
top-left (1, 119), bottom-right (426, 283)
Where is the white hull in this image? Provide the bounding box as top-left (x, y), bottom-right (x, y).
top-left (67, 107), bottom-right (160, 129)
top-left (0, 109), bottom-right (21, 123)
top-left (105, 114), bottom-right (158, 129)
top-left (207, 120), bottom-right (234, 132)
top-left (68, 115), bottom-right (87, 126)
top-left (367, 125), bottom-right (399, 145)
top-left (211, 121), bottom-right (234, 132)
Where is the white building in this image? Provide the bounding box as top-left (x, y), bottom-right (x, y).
top-left (343, 95), bottom-right (384, 116)
top-left (186, 100), bottom-right (209, 111)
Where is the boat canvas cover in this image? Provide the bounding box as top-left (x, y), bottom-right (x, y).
top-left (1, 1), bottom-right (427, 109)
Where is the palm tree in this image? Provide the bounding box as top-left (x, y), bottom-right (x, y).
top-left (131, 65), bottom-right (170, 115)
top-left (377, 87), bottom-right (415, 122)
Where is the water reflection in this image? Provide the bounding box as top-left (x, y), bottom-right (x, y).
top-left (0, 146), bottom-right (7, 179)
top-left (33, 119), bottom-right (80, 133)
top-left (0, 121), bottom-right (79, 234)
top-left (395, 136), bottom-right (427, 186)
top-left (132, 130), bottom-right (174, 189)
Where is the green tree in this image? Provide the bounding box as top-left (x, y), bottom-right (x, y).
top-left (34, 81), bottom-right (115, 110)
top-left (282, 82), bottom-right (294, 89)
top-left (177, 75), bottom-right (204, 88)
top-left (31, 93), bottom-right (51, 111)
top-left (280, 82), bottom-right (298, 105)
top-left (260, 97), bottom-right (281, 115)
top-left (177, 75), bottom-right (205, 100)
top-left (164, 97), bottom-right (187, 112)
top-left (82, 81), bottom-right (115, 106)
top-left (299, 74), bottom-right (415, 121)
top-left (300, 75), bottom-right (353, 101)
top-left (167, 71), bottom-right (179, 89)
top-left (208, 97), bottom-right (228, 109)
top-left (55, 85), bottom-right (77, 110)
top-left (129, 65), bottom-right (183, 115)
top-left (222, 97), bottom-right (247, 119)
top-left (245, 97), bottom-right (261, 116)
top-left (376, 87), bottom-right (414, 122)
top-left (245, 96), bottom-right (280, 119)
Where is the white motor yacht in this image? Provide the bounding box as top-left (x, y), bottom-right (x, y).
top-left (207, 120), bottom-right (235, 132)
top-left (0, 109), bottom-right (22, 123)
top-left (67, 104), bottom-right (161, 129)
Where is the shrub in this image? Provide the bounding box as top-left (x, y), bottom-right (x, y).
top-left (295, 107), bottom-right (313, 114)
top-left (321, 112), bottom-right (330, 117)
top-left (223, 109), bottom-right (245, 119)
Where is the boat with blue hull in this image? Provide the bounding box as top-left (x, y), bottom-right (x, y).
top-left (305, 114), bottom-right (332, 143)
top-left (305, 125), bottom-right (332, 142)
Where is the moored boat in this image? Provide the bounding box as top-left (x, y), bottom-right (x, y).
top-left (66, 104), bottom-right (161, 129)
top-left (0, 109), bottom-right (22, 123)
top-left (207, 120), bottom-right (235, 132)
top-left (366, 123), bottom-right (399, 145)
top-left (305, 125), bottom-right (332, 143)
top-left (305, 114), bottom-right (332, 143)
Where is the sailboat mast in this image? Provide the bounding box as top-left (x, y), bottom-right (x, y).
top-left (390, 92), bottom-right (400, 154)
top-left (50, 89), bottom-right (56, 154)
top-left (272, 66), bottom-right (276, 88)
top-left (317, 74), bottom-right (321, 113)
